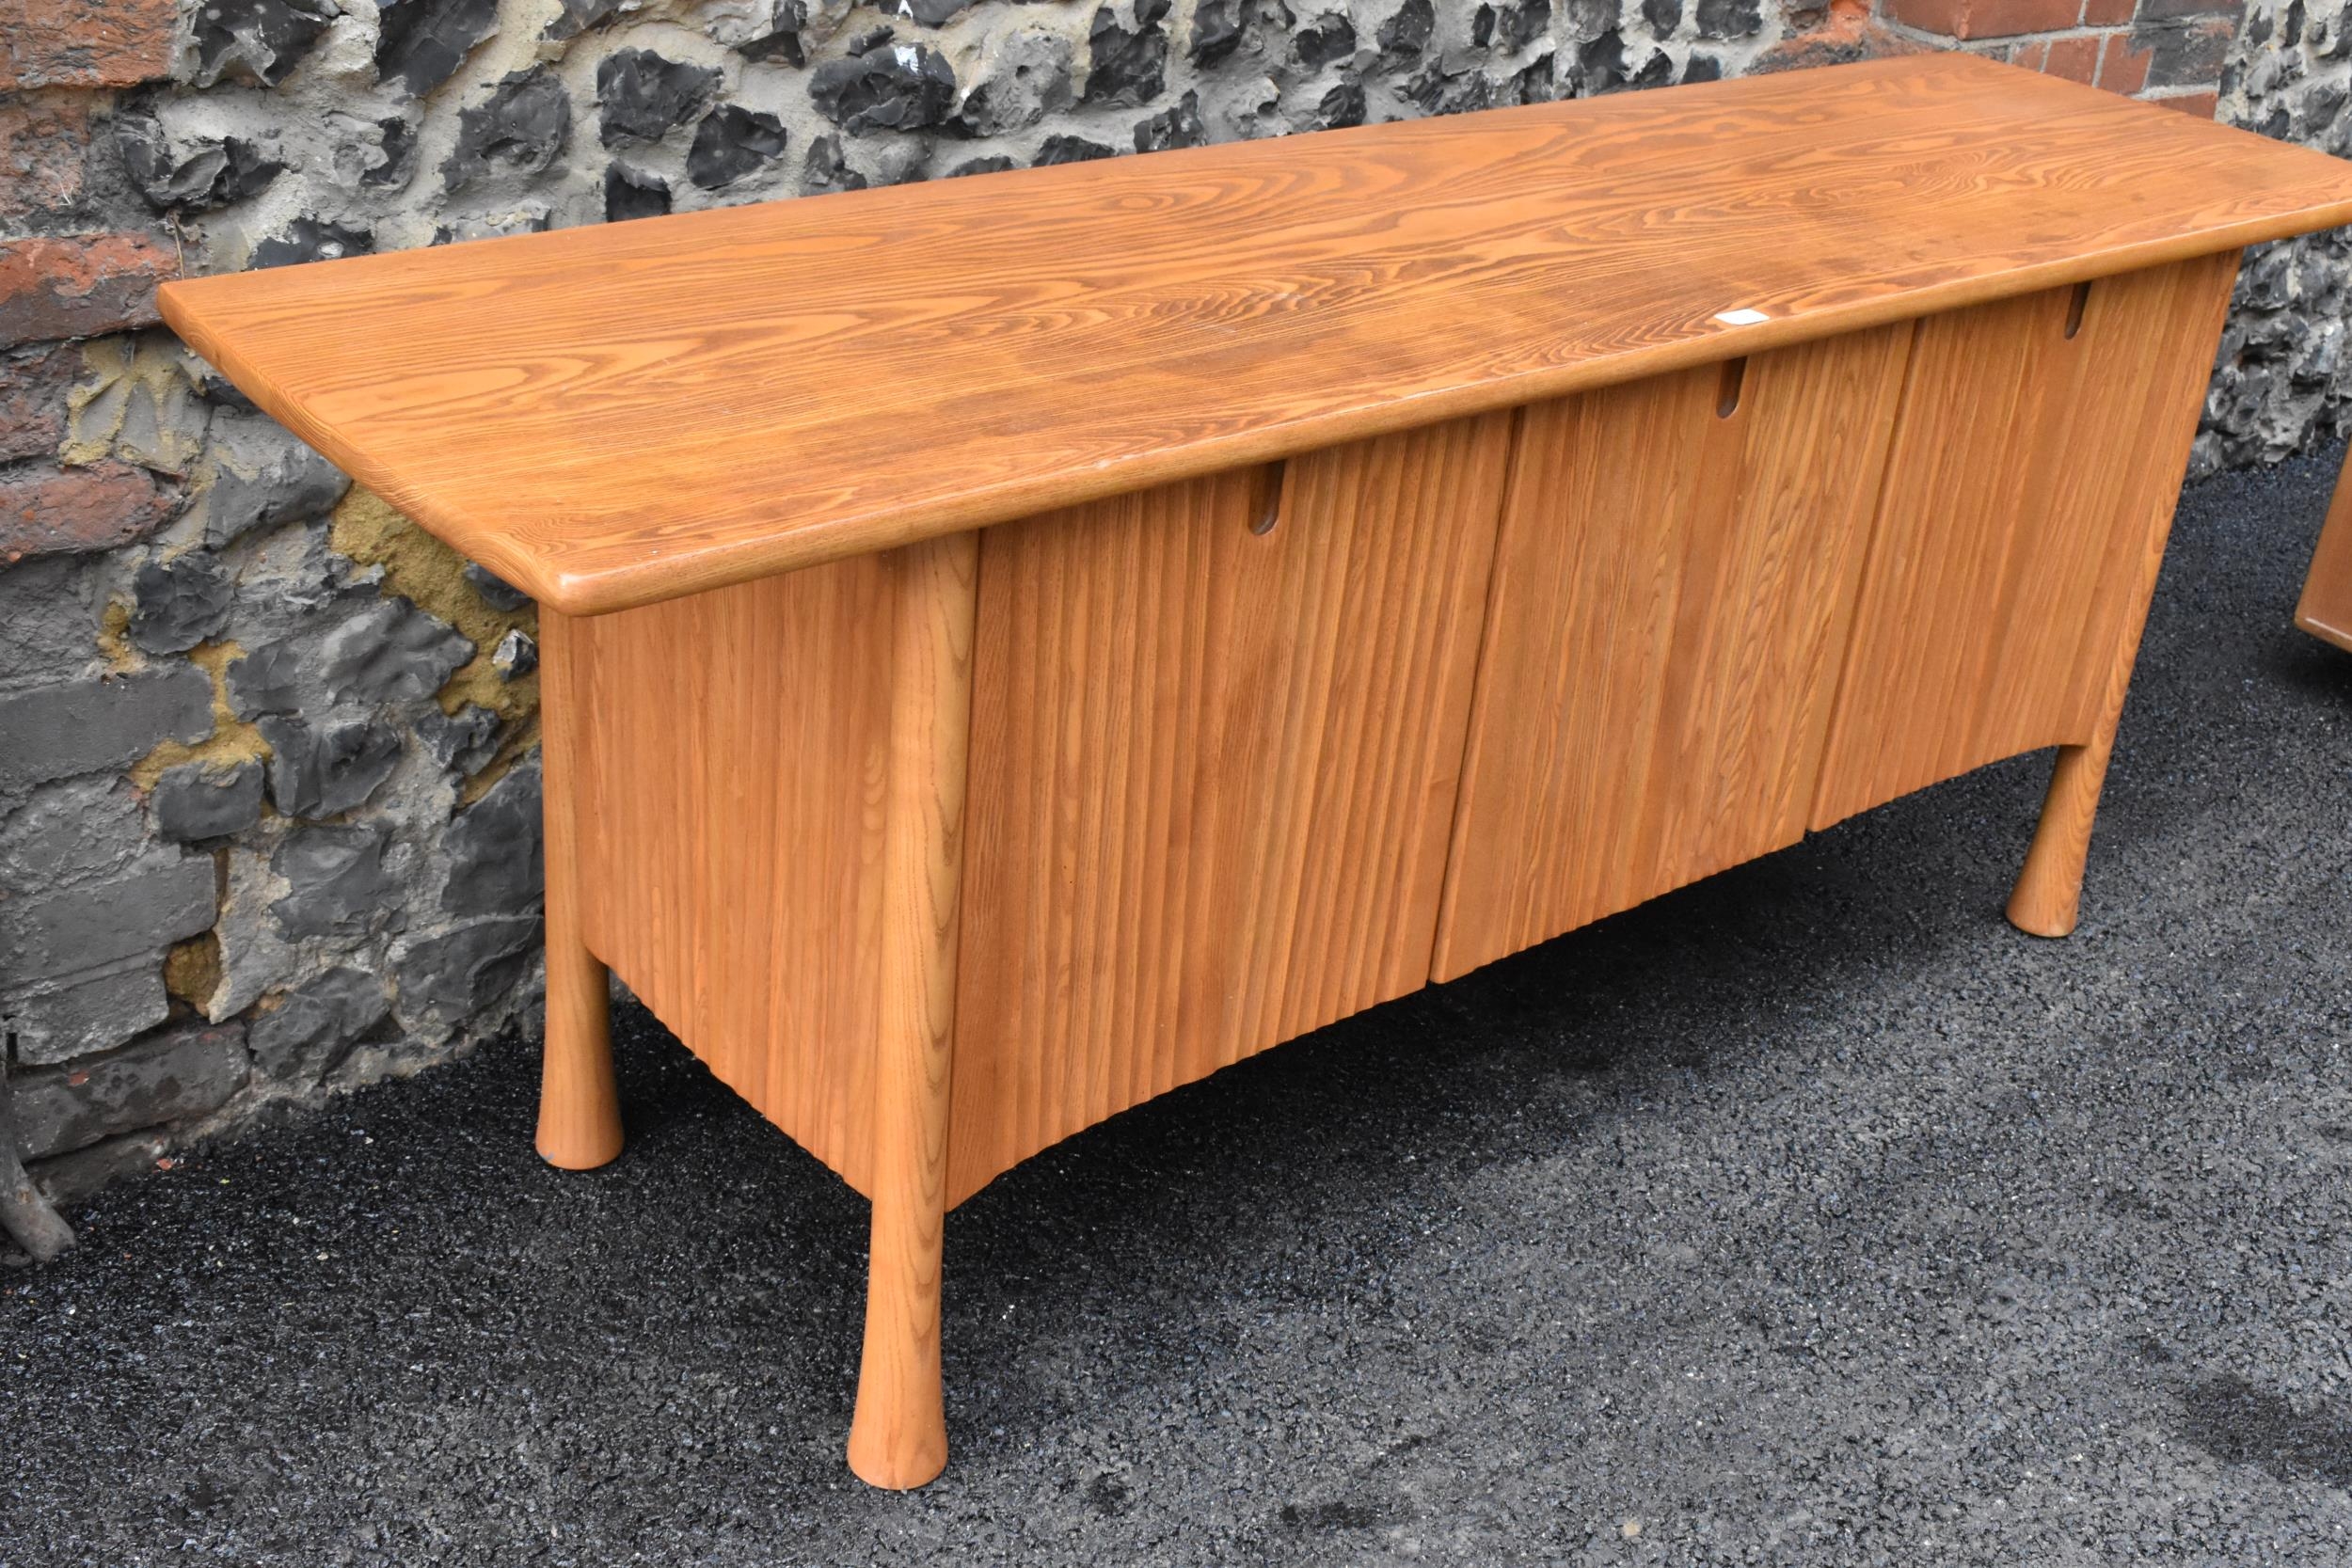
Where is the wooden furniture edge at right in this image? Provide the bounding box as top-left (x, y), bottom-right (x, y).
top-left (2296, 440), bottom-right (2352, 654)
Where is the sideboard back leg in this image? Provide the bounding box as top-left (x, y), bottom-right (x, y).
top-left (847, 531), bottom-right (980, 1491)
top-left (534, 607), bottom-right (625, 1169)
top-left (2001, 273), bottom-right (2219, 944)
top-left (2007, 736), bottom-right (2114, 939)
top-left (2006, 482), bottom-right (2178, 940)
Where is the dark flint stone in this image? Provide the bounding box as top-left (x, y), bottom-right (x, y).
top-left (1081, 8), bottom-right (1167, 107)
top-left (1295, 12), bottom-right (1356, 68)
top-left (128, 554), bottom-right (232, 656)
top-left (269, 824), bottom-right (398, 942)
top-left (603, 162), bottom-right (672, 221)
top-left (1035, 135), bottom-right (1118, 166)
top-left (688, 104), bottom-right (788, 189)
top-left (1191, 0), bottom-right (1244, 64)
top-left (189, 0), bottom-right (336, 88)
top-left (443, 67), bottom-right (571, 190)
top-left (809, 43), bottom-right (959, 133)
top-left (1134, 89), bottom-right (1207, 151)
top-left (153, 759), bottom-right (265, 843)
top-left (118, 119), bottom-right (283, 213)
top-left (1376, 0), bottom-right (1434, 62)
top-left (258, 713), bottom-right (403, 818)
top-left (248, 217), bottom-right (374, 270)
top-left (373, 0), bottom-right (500, 97)
top-left (1315, 80), bottom-right (1366, 129)
top-left (596, 48), bottom-right (723, 149)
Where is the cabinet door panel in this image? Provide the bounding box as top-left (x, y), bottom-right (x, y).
top-left (1434, 326), bottom-right (1912, 981)
top-left (1810, 252), bottom-right (2241, 829)
top-left (948, 413), bottom-right (1512, 1203)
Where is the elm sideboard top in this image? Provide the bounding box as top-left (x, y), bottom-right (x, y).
top-left (159, 54), bottom-right (2352, 617)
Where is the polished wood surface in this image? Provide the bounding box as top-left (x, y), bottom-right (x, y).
top-left (565, 556), bottom-right (901, 1197)
top-left (156, 56), bottom-right (2352, 615)
top-left (1434, 328), bottom-right (1911, 981)
top-left (2296, 442), bottom-right (2352, 654)
top-left (946, 415), bottom-right (1510, 1203)
top-left (848, 533), bottom-right (978, 1491)
top-left (2008, 743), bottom-right (2118, 938)
top-left (2000, 259), bottom-right (2238, 935)
top-left (533, 608), bottom-right (622, 1171)
top-left (1810, 253), bottom-right (2243, 832)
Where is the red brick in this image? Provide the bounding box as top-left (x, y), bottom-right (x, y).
top-left (2043, 33), bottom-right (2102, 78)
top-left (1885, 0), bottom-right (2082, 38)
top-left (2098, 31), bottom-right (2153, 89)
top-left (0, 0), bottom-right (178, 90)
top-left (2149, 87), bottom-right (2220, 116)
top-left (2081, 0), bottom-right (2133, 22)
top-left (0, 234), bottom-right (178, 349)
top-left (0, 341), bottom-right (75, 463)
top-left (0, 461), bottom-right (178, 564)
top-left (0, 93), bottom-right (91, 226)
top-left (1885, 0), bottom-right (1967, 32)
top-left (2010, 39), bottom-right (2051, 65)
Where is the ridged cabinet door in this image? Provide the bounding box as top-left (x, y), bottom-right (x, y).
top-left (1810, 252), bottom-right (2243, 829)
top-left (1433, 326), bottom-right (1914, 982)
top-left (947, 414), bottom-right (1514, 1204)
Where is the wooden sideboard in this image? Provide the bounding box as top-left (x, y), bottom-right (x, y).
top-left (160, 55), bottom-right (2352, 1489)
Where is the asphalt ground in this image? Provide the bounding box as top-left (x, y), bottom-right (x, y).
top-left (5, 444), bottom-right (2352, 1567)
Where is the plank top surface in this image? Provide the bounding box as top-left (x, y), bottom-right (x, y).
top-left (161, 55), bottom-right (2352, 614)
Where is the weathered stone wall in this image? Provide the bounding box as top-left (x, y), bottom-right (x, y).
top-left (0, 0), bottom-right (2318, 1212)
top-left (2201, 0), bottom-right (2352, 470)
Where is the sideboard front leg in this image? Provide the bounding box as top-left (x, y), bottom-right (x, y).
top-left (848, 531), bottom-right (980, 1491)
top-left (534, 607), bottom-right (624, 1169)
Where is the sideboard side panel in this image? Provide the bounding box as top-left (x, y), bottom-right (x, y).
top-left (1810, 252), bottom-right (2242, 829)
top-left (947, 413), bottom-right (1513, 1204)
top-left (568, 559), bottom-right (899, 1197)
top-left (1430, 325), bottom-right (1914, 981)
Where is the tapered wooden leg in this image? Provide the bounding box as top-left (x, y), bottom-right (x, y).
top-left (535, 608), bottom-right (623, 1170)
top-left (2294, 438), bottom-right (2352, 652)
top-left (2006, 735), bottom-right (2112, 938)
top-left (2005, 378), bottom-right (2203, 942)
top-left (847, 531), bottom-right (979, 1491)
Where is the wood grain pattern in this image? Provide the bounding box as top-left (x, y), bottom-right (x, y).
top-left (533, 607), bottom-right (622, 1170)
top-left (564, 556), bottom-right (900, 1197)
top-left (2001, 257), bottom-right (2243, 935)
top-left (1432, 326), bottom-right (1913, 981)
top-left (946, 415), bottom-right (1512, 1203)
top-left (847, 532), bottom-right (978, 1491)
top-left (2296, 440), bottom-right (2352, 654)
top-left (1810, 251), bottom-right (2244, 831)
top-left (156, 56), bottom-right (2352, 614)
